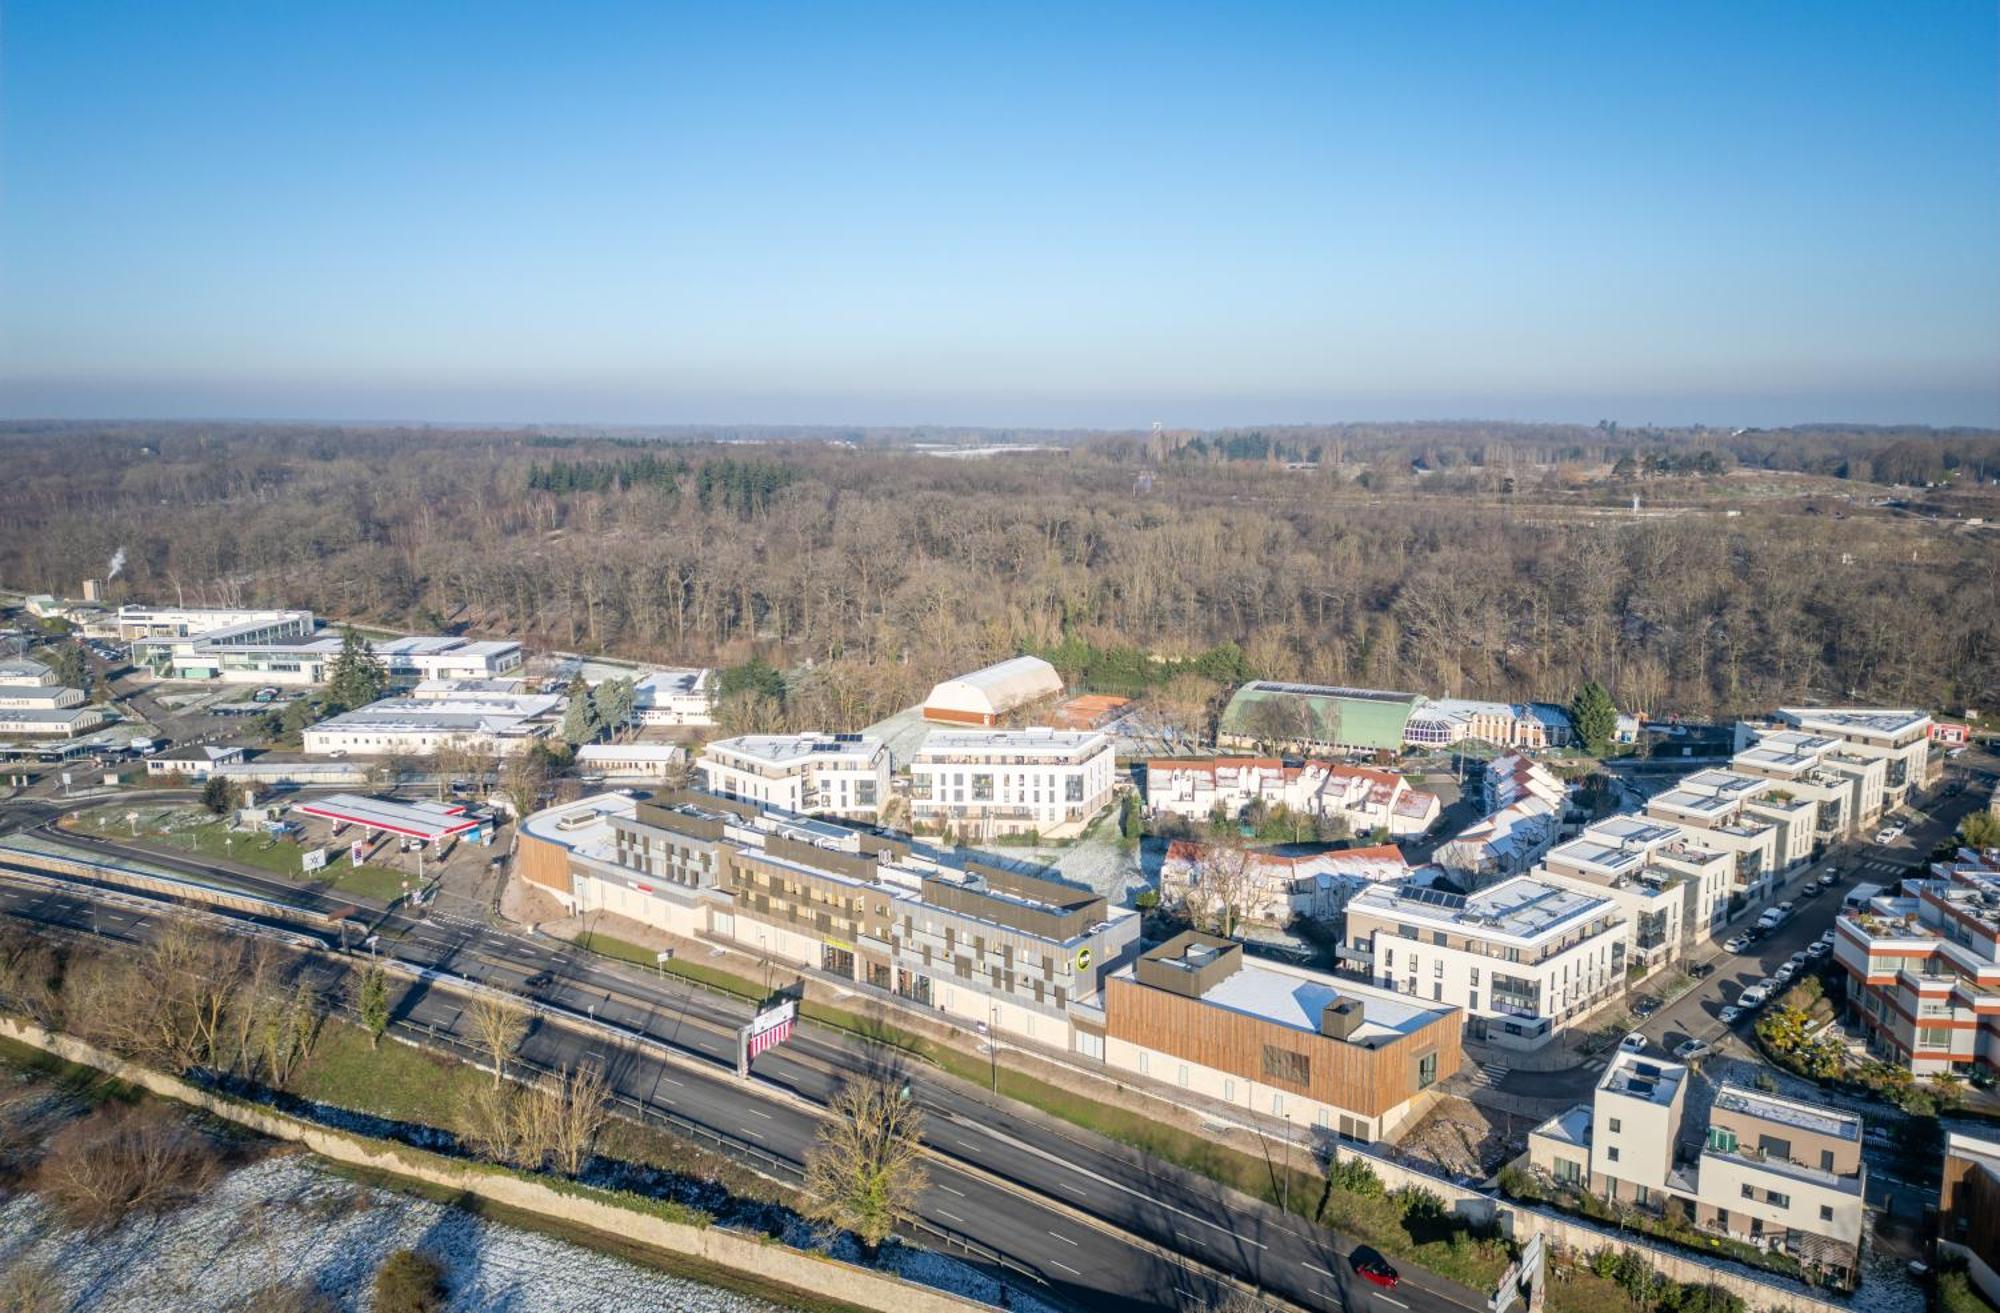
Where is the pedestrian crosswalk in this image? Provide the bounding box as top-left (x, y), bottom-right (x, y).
top-left (1462, 1061), bottom-right (1510, 1089)
top-left (1851, 857), bottom-right (1910, 877)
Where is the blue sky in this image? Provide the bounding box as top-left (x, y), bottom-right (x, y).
top-left (3, 1), bottom-right (1996, 427)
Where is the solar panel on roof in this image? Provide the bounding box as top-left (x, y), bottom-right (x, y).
top-left (1397, 885), bottom-right (1465, 910)
top-left (1634, 1062), bottom-right (1660, 1077)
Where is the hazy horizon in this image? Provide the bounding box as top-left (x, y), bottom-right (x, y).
top-left (4, 2), bottom-right (1996, 428)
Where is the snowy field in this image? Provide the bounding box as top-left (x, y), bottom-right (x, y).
top-left (0, 1154), bottom-right (793, 1313)
top-left (0, 1149), bottom-right (1060, 1313)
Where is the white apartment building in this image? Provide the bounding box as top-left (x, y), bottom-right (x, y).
top-left (1642, 769), bottom-right (1797, 909)
top-left (573, 743), bottom-right (686, 782)
top-left (697, 733), bottom-right (890, 820)
top-left (1434, 796), bottom-right (1561, 884)
top-left (1143, 756), bottom-right (1439, 836)
top-left (1540, 815), bottom-right (1737, 969)
top-left (632, 668), bottom-right (715, 727)
top-left (910, 728), bottom-right (1115, 840)
top-left (1731, 728), bottom-right (1889, 836)
top-left (1344, 876), bottom-right (1625, 1049)
top-left (1771, 707), bottom-right (1933, 810)
top-left (301, 693), bottom-right (561, 758)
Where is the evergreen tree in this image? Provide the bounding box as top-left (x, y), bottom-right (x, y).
top-left (325, 627), bottom-right (388, 711)
top-left (559, 674), bottom-right (603, 746)
top-left (1569, 680), bottom-right (1619, 755)
top-left (594, 676), bottom-right (636, 731)
top-left (200, 773), bottom-right (233, 815)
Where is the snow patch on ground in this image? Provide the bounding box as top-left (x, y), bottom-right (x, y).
top-left (0, 1154), bottom-right (790, 1313)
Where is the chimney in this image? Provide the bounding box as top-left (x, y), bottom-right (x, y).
top-left (1319, 997), bottom-right (1364, 1041)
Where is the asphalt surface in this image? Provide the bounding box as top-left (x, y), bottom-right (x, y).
top-left (0, 805), bottom-right (1491, 1313)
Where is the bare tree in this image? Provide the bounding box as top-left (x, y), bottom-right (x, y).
top-left (499, 751), bottom-right (550, 823)
top-left (1178, 835), bottom-right (1263, 937)
top-left (465, 991), bottom-right (530, 1088)
top-left (539, 1062), bottom-right (610, 1177)
top-left (35, 1103), bottom-right (220, 1231)
top-left (803, 1076), bottom-right (929, 1250)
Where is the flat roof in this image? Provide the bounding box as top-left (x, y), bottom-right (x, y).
top-left (916, 727), bottom-right (1108, 757)
top-left (1599, 1050), bottom-right (1686, 1105)
top-left (1713, 1083), bottom-right (1860, 1141)
top-left (1355, 873), bottom-right (1609, 943)
top-left (296, 793), bottom-right (484, 841)
top-left (1197, 961), bottom-right (1438, 1041)
top-left (309, 694), bottom-right (560, 735)
top-left (634, 668), bottom-right (710, 696)
top-left (706, 732), bottom-right (882, 765)
top-left (1780, 707), bottom-right (1930, 737)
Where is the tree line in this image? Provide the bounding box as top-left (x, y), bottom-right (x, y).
top-left (1, 422), bottom-right (1995, 728)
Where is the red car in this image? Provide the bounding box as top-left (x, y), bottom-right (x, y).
top-left (1351, 1250), bottom-right (1400, 1290)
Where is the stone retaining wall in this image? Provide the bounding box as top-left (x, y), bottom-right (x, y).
top-left (0, 1017), bottom-right (988, 1313)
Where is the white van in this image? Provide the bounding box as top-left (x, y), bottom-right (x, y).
top-left (1842, 882), bottom-right (1885, 914)
top-left (1738, 985), bottom-right (1771, 1009)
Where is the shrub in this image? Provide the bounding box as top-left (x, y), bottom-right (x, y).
top-left (0, 1261), bottom-right (65, 1313)
top-left (373, 1250), bottom-right (445, 1313)
top-left (231, 1286), bottom-right (337, 1313)
top-left (34, 1103), bottom-right (220, 1231)
top-left (1327, 1154), bottom-right (1384, 1197)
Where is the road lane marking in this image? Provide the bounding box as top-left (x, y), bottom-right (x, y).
top-left (1049, 1259), bottom-right (1081, 1276)
top-left (1048, 1230), bottom-right (1078, 1245)
top-left (738, 1127), bottom-right (765, 1141)
top-left (937, 1209), bottom-right (965, 1223)
top-left (1378, 1298), bottom-right (1409, 1309)
top-left (1303, 1262), bottom-right (1335, 1278)
top-left (936, 1183), bottom-right (965, 1197)
top-left (746, 1108), bottom-right (772, 1119)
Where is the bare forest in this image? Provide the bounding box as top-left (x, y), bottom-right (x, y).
top-left (3, 421), bottom-right (1996, 727)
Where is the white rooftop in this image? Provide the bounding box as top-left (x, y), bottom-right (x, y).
top-left (916, 727), bottom-right (1109, 758)
top-left (1713, 1083), bottom-right (1860, 1141)
top-left (1355, 873), bottom-right (1611, 943)
top-left (705, 732), bottom-right (882, 766)
top-left (1599, 1050), bottom-right (1686, 1105)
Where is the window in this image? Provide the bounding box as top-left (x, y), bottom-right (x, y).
top-left (1741, 1184), bottom-right (1754, 1199)
top-left (1919, 1025), bottom-right (1953, 1049)
top-left (1820, 1150), bottom-right (1835, 1172)
top-left (1417, 1052), bottom-right (1438, 1089)
top-left (1470, 967), bottom-right (1480, 986)
top-left (1757, 1134), bottom-right (1791, 1161)
top-left (1766, 1191), bottom-right (1789, 1208)
top-left (1261, 1045), bottom-right (1311, 1086)
top-left (1433, 959), bottom-right (1444, 978)
top-left (1819, 1205), bottom-right (1834, 1223)
top-left (1554, 1158), bottom-right (1583, 1185)
top-left (1707, 1127), bottom-right (1738, 1154)
top-left (1432, 931), bottom-right (1446, 946)
top-left (1607, 1147), bottom-right (1620, 1162)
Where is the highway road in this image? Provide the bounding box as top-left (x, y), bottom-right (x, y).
top-left (0, 807), bottom-right (1494, 1313)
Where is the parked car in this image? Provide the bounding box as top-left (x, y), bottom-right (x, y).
top-left (1787, 951), bottom-right (1810, 970)
top-left (1350, 1250), bottom-right (1399, 1290)
top-left (1674, 1040), bottom-right (1713, 1061)
top-left (1807, 942), bottom-right (1831, 959)
top-left (1620, 1032), bottom-right (1648, 1054)
top-left (1818, 930), bottom-right (1836, 947)
top-left (1774, 963), bottom-right (1797, 983)
top-left (1688, 961), bottom-right (1715, 980)
top-left (1724, 935), bottom-right (1750, 953)
top-left (1633, 995), bottom-right (1663, 1018)
top-left (1798, 882), bottom-right (1821, 898)
top-left (1738, 985), bottom-right (1771, 1008)
top-left (1718, 1005), bottom-right (1744, 1025)
top-left (1757, 976), bottom-right (1779, 993)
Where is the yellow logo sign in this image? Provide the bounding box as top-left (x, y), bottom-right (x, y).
top-left (1075, 947), bottom-right (1093, 971)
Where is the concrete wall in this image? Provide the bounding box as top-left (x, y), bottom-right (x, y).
top-left (0, 1017), bottom-right (988, 1313)
top-left (1325, 1143), bottom-right (1851, 1313)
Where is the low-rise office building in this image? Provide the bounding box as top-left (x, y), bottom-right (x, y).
top-left (1103, 931), bottom-right (1459, 1142)
top-left (302, 693), bottom-right (561, 758)
top-left (0, 685), bottom-right (84, 711)
top-left (116, 605), bottom-right (317, 645)
top-left (146, 744), bottom-right (246, 779)
top-left (574, 742), bottom-right (686, 781)
top-left (0, 659), bottom-right (58, 687)
top-left (910, 728), bottom-right (1115, 839)
top-left (149, 629), bottom-right (524, 686)
top-left (698, 732), bottom-right (890, 820)
top-left (1529, 1054), bottom-right (1866, 1287)
top-left (632, 668), bottom-right (716, 727)
top-left (0, 705), bottom-right (105, 738)
top-left (1344, 875), bottom-right (1625, 1049)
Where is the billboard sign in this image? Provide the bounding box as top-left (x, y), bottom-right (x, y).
top-left (350, 839), bottom-right (366, 866)
top-left (301, 847), bottom-right (329, 873)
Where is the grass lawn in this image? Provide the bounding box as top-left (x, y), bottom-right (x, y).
top-left (0, 1034), bottom-right (146, 1109)
top-left (1943, 1269), bottom-right (1998, 1313)
top-left (288, 1020), bottom-right (489, 1128)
